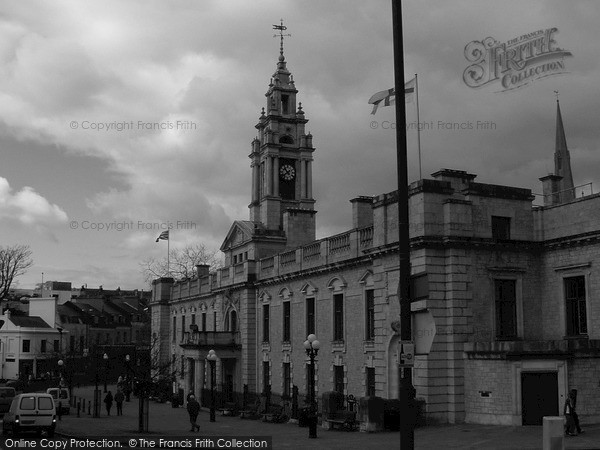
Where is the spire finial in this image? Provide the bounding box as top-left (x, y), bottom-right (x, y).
top-left (273, 19), bottom-right (291, 60)
top-left (554, 90), bottom-right (559, 102)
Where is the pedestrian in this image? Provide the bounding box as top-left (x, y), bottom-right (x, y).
top-left (124, 379), bottom-right (132, 402)
top-left (564, 390), bottom-right (577, 436)
top-left (115, 390), bottom-right (125, 416)
top-left (104, 391), bottom-right (114, 416)
top-left (570, 389), bottom-right (583, 434)
top-left (187, 394), bottom-right (200, 432)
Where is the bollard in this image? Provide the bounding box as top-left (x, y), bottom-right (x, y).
top-left (543, 416), bottom-right (564, 450)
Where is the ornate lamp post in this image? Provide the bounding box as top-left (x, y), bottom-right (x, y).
top-left (303, 334), bottom-right (320, 439)
top-left (103, 353), bottom-right (109, 393)
top-left (207, 349), bottom-right (218, 423)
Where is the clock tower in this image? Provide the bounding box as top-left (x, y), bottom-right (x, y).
top-left (249, 26), bottom-right (316, 248)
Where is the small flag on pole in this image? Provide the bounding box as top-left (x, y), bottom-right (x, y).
top-left (368, 77), bottom-right (416, 114)
top-left (155, 230), bottom-right (169, 242)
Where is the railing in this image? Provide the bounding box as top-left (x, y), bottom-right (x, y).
top-left (302, 242), bottom-right (321, 261)
top-left (181, 331), bottom-right (240, 348)
top-left (359, 226), bottom-right (373, 248)
top-left (280, 250), bottom-right (297, 266)
top-left (261, 257), bottom-right (274, 271)
top-left (328, 232), bottom-right (351, 254)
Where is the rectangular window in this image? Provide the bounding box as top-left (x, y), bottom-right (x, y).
top-left (492, 216), bottom-right (511, 240)
top-left (565, 276), bottom-right (587, 336)
top-left (262, 304), bottom-right (270, 343)
top-left (365, 289), bottom-right (375, 341)
top-left (70, 335), bottom-right (75, 351)
top-left (79, 336), bottom-right (85, 352)
top-left (366, 367), bottom-right (376, 397)
top-left (202, 313), bottom-right (207, 332)
top-left (180, 356), bottom-right (185, 379)
top-left (172, 354), bottom-right (177, 377)
top-left (282, 95), bottom-right (289, 115)
top-left (40, 340), bottom-right (47, 353)
top-left (283, 301), bottom-right (291, 342)
top-left (181, 316), bottom-right (186, 341)
top-left (334, 365), bottom-right (344, 394)
top-left (22, 339), bottom-right (30, 353)
top-left (410, 273), bottom-right (429, 301)
top-left (495, 279), bottom-right (517, 339)
top-left (283, 362), bottom-right (291, 397)
top-left (54, 340), bottom-right (59, 353)
top-left (191, 314), bottom-right (196, 326)
top-left (262, 361), bottom-right (270, 393)
top-left (306, 298), bottom-right (315, 336)
top-left (172, 317), bottom-right (176, 342)
top-left (333, 294), bottom-right (344, 341)
top-left (213, 312), bottom-right (217, 332)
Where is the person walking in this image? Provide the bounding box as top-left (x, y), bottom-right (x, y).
top-left (564, 390), bottom-right (577, 436)
top-left (187, 394), bottom-right (200, 432)
top-left (570, 389), bottom-right (583, 434)
top-left (104, 391), bottom-right (114, 416)
top-left (114, 390), bottom-right (125, 416)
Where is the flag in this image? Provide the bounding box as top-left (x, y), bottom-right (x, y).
top-left (368, 77), bottom-right (416, 114)
top-left (155, 230), bottom-right (169, 242)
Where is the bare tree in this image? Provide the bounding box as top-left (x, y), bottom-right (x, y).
top-left (0, 244), bottom-right (34, 299)
top-left (140, 243), bottom-right (221, 284)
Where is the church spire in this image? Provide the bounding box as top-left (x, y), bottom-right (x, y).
top-left (553, 94), bottom-right (575, 203)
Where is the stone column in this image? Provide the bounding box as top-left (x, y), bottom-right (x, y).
top-left (251, 162), bottom-right (259, 202)
top-left (266, 157), bottom-right (273, 196)
top-left (300, 159), bottom-right (306, 199)
top-left (273, 157), bottom-right (280, 197)
top-left (306, 160), bottom-right (313, 199)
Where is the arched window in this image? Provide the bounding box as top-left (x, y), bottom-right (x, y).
top-left (279, 135), bottom-right (294, 144)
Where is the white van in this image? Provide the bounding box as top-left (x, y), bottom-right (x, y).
top-left (46, 387), bottom-right (70, 415)
top-left (1, 393), bottom-right (57, 437)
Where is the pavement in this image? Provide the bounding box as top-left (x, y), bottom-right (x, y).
top-left (50, 385), bottom-right (600, 450)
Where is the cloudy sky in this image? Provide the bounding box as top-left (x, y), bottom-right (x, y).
top-left (1, 0), bottom-right (598, 290)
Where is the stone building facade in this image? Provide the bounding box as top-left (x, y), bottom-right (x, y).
top-left (150, 47), bottom-right (600, 426)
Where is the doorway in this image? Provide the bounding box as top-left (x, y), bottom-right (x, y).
top-left (521, 372), bottom-right (558, 425)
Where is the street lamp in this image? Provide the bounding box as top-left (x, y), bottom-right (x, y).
top-left (303, 334), bottom-right (320, 439)
top-left (103, 353), bottom-right (109, 393)
top-left (125, 354), bottom-right (148, 433)
top-left (83, 349), bottom-right (101, 418)
top-left (57, 359), bottom-right (64, 387)
top-left (206, 349), bottom-right (218, 423)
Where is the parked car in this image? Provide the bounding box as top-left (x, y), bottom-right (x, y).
top-left (4, 380), bottom-right (26, 395)
top-left (0, 387), bottom-right (16, 414)
top-left (46, 388), bottom-right (70, 415)
top-left (2, 393), bottom-right (57, 437)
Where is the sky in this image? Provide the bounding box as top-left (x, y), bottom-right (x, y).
top-left (1, 0), bottom-right (598, 291)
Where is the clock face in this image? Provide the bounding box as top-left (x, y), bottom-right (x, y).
top-left (280, 164), bottom-right (296, 181)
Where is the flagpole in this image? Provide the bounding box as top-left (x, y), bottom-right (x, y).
top-left (415, 73), bottom-right (422, 180)
top-left (167, 231), bottom-right (170, 277)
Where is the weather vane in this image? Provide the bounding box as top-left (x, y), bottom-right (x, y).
top-left (273, 19), bottom-right (291, 56)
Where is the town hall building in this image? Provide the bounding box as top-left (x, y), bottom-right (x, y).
top-left (150, 43), bottom-right (600, 426)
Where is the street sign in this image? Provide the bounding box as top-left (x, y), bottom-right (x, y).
top-left (399, 341), bottom-right (415, 367)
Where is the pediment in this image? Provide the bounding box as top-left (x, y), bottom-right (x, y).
top-left (220, 220), bottom-right (256, 251)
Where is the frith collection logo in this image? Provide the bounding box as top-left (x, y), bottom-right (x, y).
top-left (463, 27), bottom-right (572, 92)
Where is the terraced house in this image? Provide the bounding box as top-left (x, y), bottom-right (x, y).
top-left (150, 45), bottom-right (600, 426)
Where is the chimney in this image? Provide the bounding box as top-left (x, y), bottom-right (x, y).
top-left (350, 196), bottom-right (374, 229)
top-left (539, 174), bottom-right (563, 206)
